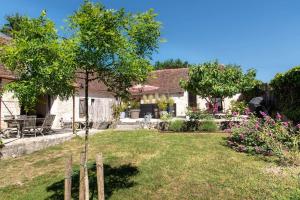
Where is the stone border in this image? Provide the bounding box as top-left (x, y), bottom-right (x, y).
top-left (0, 129), bottom-right (101, 159)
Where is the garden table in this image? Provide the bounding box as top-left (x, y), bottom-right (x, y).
top-left (3, 118), bottom-right (26, 138)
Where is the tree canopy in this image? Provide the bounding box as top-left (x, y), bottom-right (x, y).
top-left (270, 66), bottom-right (300, 122)
top-left (180, 60), bottom-right (258, 104)
top-left (69, 1), bottom-right (161, 99)
top-left (0, 11), bottom-right (77, 110)
top-left (0, 13), bottom-right (29, 36)
top-left (154, 58), bottom-right (190, 70)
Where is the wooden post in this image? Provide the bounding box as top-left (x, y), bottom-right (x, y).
top-left (84, 164), bottom-right (89, 200)
top-left (79, 152), bottom-right (85, 200)
top-left (64, 155), bottom-right (72, 200)
top-left (96, 153), bottom-right (105, 200)
top-left (72, 90), bottom-right (75, 134)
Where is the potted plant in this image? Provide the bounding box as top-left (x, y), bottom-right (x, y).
top-left (168, 97), bottom-right (175, 116)
top-left (157, 98), bottom-right (168, 117)
top-left (129, 100), bottom-right (141, 119)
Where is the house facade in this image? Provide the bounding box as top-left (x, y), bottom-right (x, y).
top-left (0, 33), bottom-right (115, 129)
top-left (0, 66), bottom-right (116, 129)
top-left (135, 68), bottom-right (240, 117)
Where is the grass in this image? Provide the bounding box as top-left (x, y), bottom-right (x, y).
top-left (0, 130), bottom-right (300, 199)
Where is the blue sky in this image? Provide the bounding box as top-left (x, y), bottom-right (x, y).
top-left (1, 0), bottom-right (300, 82)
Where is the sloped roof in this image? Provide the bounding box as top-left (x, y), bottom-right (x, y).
top-left (143, 68), bottom-right (189, 94)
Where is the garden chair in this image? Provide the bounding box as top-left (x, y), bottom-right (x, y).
top-left (1, 115), bottom-right (18, 138)
top-left (22, 116), bottom-right (37, 138)
top-left (35, 115), bottom-right (56, 136)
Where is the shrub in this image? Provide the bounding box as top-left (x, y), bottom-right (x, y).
top-left (112, 102), bottom-right (127, 120)
top-left (183, 120), bottom-right (199, 132)
top-left (227, 113), bottom-right (300, 166)
top-left (199, 120), bottom-right (218, 132)
top-left (187, 108), bottom-right (212, 120)
top-left (270, 66), bottom-right (300, 123)
top-left (160, 112), bottom-right (172, 121)
top-left (130, 100), bottom-right (140, 109)
top-left (230, 100), bottom-right (248, 115)
top-left (157, 98), bottom-right (168, 111)
top-left (169, 120), bottom-right (185, 132)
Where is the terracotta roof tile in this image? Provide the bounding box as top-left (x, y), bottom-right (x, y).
top-left (143, 68), bottom-right (188, 94)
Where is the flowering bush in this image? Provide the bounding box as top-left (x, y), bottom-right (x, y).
top-left (227, 112), bottom-right (300, 166)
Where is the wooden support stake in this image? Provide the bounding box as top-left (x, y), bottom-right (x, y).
top-left (96, 153), bottom-right (105, 200)
top-left (79, 152), bottom-right (85, 200)
top-left (84, 164), bottom-right (89, 200)
top-left (64, 155), bottom-right (72, 200)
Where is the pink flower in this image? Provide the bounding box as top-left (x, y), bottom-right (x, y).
top-left (213, 103), bottom-right (218, 113)
top-left (283, 122), bottom-right (289, 127)
top-left (244, 108), bottom-right (251, 115)
top-left (255, 122), bottom-right (260, 130)
top-left (239, 134), bottom-right (245, 140)
top-left (296, 124), bottom-right (300, 129)
top-left (260, 111), bottom-right (267, 117)
top-left (276, 112), bottom-right (282, 120)
top-left (232, 111), bottom-right (238, 116)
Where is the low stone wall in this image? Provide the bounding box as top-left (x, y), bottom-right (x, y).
top-left (0, 129), bottom-right (100, 159)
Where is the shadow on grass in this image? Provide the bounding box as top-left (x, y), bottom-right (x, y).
top-left (46, 163), bottom-right (139, 200)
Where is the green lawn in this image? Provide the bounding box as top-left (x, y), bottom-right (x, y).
top-left (0, 130), bottom-right (300, 200)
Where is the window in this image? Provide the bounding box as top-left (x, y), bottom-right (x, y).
top-left (79, 98), bottom-right (86, 118)
top-left (188, 92), bottom-right (197, 108)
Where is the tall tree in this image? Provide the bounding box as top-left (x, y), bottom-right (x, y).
top-left (154, 58), bottom-right (189, 70)
top-left (180, 60), bottom-right (258, 111)
top-left (68, 1), bottom-right (161, 196)
top-left (0, 11), bottom-right (76, 111)
top-left (0, 13), bottom-right (29, 36)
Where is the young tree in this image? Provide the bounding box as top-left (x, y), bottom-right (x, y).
top-left (0, 11), bottom-right (76, 111)
top-left (68, 1), bottom-right (161, 196)
top-left (180, 60), bottom-right (258, 111)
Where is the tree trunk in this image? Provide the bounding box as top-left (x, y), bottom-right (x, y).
top-left (84, 70), bottom-right (89, 199)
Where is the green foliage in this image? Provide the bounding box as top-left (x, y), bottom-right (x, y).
top-left (0, 13), bottom-right (28, 36)
top-left (270, 66), bottom-right (300, 123)
top-left (199, 120), bottom-right (218, 132)
top-left (129, 100), bottom-right (140, 109)
top-left (68, 1), bottom-right (161, 99)
top-left (183, 120), bottom-right (199, 132)
top-left (240, 81), bottom-right (266, 102)
top-left (186, 108), bottom-right (213, 120)
top-left (168, 97), bottom-right (175, 107)
top-left (180, 60), bottom-right (258, 105)
top-left (157, 98), bottom-right (168, 111)
top-left (160, 112), bottom-right (172, 121)
top-left (230, 100), bottom-right (248, 115)
top-left (0, 12), bottom-right (77, 111)
top-left (169, 120), bottom-right (185, 132)
top-left (154, 58), bottom-right (190, 70)
top-left (112, 102), bottom-right (127, 120)
top-left (228, 113), bottom-right (300, 166)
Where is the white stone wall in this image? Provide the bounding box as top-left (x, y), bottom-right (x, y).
top-left (1, 91), bottom-right (20, 129)
top-left (50, 90), bottom-right (116, 129)
top-left (172, 91), bottom-right (188, 117)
